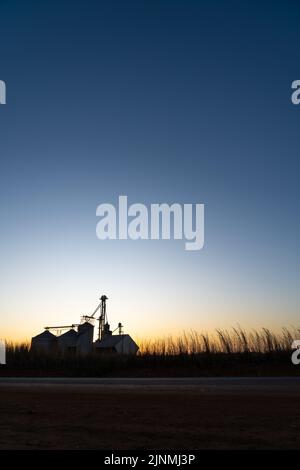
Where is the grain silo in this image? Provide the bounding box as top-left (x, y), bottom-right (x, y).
top-left (77, 321), bottom-right (94, 354)
top-left (31, 330), bottom-right (57, 353)
top-left (57, 329), bottom-right (77, 354)
top-left (31, 293), bottom-right (139, 356)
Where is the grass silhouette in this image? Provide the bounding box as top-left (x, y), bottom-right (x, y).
top-left (2, 326), bottom-right (299, 377)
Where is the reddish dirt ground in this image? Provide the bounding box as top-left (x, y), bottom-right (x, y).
top-left (0, 384), bottom-right (300, 449)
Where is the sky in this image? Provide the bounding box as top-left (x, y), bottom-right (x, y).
top-left (0, 0), bottom-right (299, 341)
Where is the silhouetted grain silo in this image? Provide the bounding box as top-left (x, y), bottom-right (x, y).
top-left (31, 330), bottom-right (57, 353)
top-left (31, 293), bottom-right (139, 355)
top-left (57, 329), bottom-right (77, 354)
top-left (77, 322), bottom-right (94, 354)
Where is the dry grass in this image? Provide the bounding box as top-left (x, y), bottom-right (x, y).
top-left (2, 327), bottom-right (299, 377)
top-left (137, 326), bottom-right (299, 355)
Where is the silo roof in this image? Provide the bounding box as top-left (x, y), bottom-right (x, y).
top-left (81, 321), bottom-right (93, 327)
top-left (32, 330), bottom-right (57, 339)
top-left (58, 329), bottom-right (78, 338)
top-left (78, 321), bottom-right (94, 329)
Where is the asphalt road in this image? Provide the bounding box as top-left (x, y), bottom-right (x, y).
top-left (1, 376), bottom-right (300, 449)
top-left (0, 376), bottom-right (300, 387)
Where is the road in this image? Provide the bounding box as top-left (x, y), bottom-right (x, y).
top-left (0, 376), bottom-right (300, 387)
top-left (1, 376), bottom-right (300, 449)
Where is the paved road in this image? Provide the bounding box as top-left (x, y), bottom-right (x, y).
top-left (1, 377), bottom-right (300, 449)
top-left (0, 376), bottom-right (300, 386)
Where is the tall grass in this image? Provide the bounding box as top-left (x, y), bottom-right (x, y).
top-left (2, 327), bottom-right (299, 377)
top-left (137, 326), bottom-right (300, 355)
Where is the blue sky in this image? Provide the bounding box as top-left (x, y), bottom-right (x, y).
top-left (0, 0), bottom-right (299, 340)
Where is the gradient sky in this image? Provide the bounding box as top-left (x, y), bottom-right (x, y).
top-left (0, 0), bottom-right (299, 341)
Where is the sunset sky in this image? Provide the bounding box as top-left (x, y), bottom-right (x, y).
top-left (0, 0), bottom-right (299, 342)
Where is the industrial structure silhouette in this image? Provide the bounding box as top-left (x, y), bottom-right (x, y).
top-left (31, 295), bottom-right (138, 355)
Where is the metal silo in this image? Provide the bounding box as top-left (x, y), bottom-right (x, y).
top-left (77, 322), bottom-right (94, 354)
top-left (31, 330), bottom-right (57, 353)
top-left (57, 329), bottom-right (78, 354)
